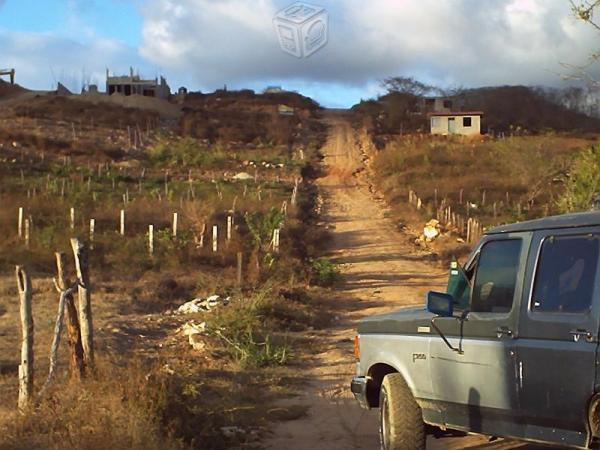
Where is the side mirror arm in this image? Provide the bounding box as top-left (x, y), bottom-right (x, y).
top-left (430, 311), bottom-right (469, 355)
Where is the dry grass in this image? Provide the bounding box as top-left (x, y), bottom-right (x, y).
top-left (369, 133), bottom-right (599, 263)
top-left (0, 94), bottom-right (331, 449)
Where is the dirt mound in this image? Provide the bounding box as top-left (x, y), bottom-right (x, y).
top-left (0, 79), bottom-right (27, 99)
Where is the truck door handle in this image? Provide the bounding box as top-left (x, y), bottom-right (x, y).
top-left (569, 329), bottom-right (594, 343)
top-left (496, 327), bottom-right (513, 338)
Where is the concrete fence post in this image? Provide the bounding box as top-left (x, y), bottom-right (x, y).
top-left (172, 213), bottom-right (178, 238)
top-left (212, 226), bottom-right (218, 253)
top-left (120, 210), bottom-right (125, 236)
top-left (18, 207), bottom-right (23, 238)
top-left (149, 225), bottom-right (154, 256)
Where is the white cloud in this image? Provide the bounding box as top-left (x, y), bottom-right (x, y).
top-left (0, 29), bottom-right (148, 92)
top-left (137, 0), bottom-right (600, 100)
top-left (1, 0), bottom-right (598, 106)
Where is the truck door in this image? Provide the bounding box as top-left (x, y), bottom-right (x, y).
top-left (517, 230), bottom-right (600, 448)
top-left (429, 233), bottom-right (530, 435)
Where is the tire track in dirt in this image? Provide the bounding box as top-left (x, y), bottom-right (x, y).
top-left (263, 114), bottom-right (540, 450)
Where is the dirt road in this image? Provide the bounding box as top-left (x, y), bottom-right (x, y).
top-left (264, 116), bottom-right (542, 450)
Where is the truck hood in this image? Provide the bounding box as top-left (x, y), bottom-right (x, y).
top-left (357, 306), bottom-right (434, 334)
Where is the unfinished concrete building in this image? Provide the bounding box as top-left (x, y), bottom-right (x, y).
top-left (0, 68), bottom-right (15, 84)
top-left (106, 68), bottom-right (171, 99)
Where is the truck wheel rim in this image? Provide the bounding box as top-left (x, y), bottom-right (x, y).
top-left (380, 394), bottom-right (390, 449)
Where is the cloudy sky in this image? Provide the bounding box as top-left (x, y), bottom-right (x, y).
top-left (0, 0), bottom-right (598, 107)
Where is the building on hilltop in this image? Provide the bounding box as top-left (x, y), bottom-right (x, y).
top-left (263, 86), bottom-right (284, 94)
top-left (0, 68), bottom-right (15, 84)
top-left (429, 111), bottom-right (483, 136)
top-left (421, 96), bottom-right (456, 113)
top-left (106, 68), bottom-right (171, 99)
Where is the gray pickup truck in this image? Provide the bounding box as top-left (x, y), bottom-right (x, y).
top-left (351, 212), bottom-right (600, 450)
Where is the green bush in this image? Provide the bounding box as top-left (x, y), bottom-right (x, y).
top-left (207, 291), bottom-right (292, 368)
top-left (146, 137), bottom-right (229, 167)
top-left (557, 145), bottom-right (600, 213)
top-left (309, 257), bottom-right (340, 287)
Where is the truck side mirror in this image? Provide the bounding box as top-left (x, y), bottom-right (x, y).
top-left (427, 291), bottom-right (454, 317)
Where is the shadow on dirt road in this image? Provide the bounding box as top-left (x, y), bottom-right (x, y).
top-left (263, 114), bottom-right (567, 450)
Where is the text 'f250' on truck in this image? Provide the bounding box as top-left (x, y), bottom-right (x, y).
top-left (351, 211), bottom-right (600, 450)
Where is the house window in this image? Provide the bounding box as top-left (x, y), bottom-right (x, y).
top-left (531, 235), bottom-right (599, 313)
top-left (431, 117), bottom-right (441, 128)
top-left (463, 117), bottom-right (472, 127)
top-left (443, 99), bottom-right (452, 109)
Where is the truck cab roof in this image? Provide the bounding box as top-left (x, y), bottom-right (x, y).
top-left (487, 211), bottom-right (600, 235)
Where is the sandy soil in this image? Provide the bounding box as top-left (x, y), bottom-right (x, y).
top-left (263, 115), bottom-right (550, 450)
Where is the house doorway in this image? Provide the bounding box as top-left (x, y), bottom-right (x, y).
top-left (448, 117), bottom-right (456, 134)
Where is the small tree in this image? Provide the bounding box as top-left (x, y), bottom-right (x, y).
top-left (557, 145), bottom-right (600, 212)
top-left (245, 208), bottom-right (285, 276)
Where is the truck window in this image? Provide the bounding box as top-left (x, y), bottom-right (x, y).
top-left (471, 240), bottom-right (522, 313)
top-left (531, 235), bottom-right (599, 313)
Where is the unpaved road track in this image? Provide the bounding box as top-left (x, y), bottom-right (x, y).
top-left (264, 115), bottom-right (554, 450)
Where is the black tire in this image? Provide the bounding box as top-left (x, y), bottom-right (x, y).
top-left (379, 373), bottom-right (426, 450)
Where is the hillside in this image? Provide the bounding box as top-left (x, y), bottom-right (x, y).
top-left (0, 79), bottom-right (27, 99)
top-left (352, 85), bottom-right (600, 139)
top-left (0, 82), bottom-right (333, 449)
top-left (460, 85), bottom-right (600, 134)
top-left (180, 89), bottom-right (322, 145)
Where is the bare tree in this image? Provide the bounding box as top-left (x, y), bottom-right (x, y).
top-left (572, 0), bottom-right (600, 31)
top-left (380, 77), bottom-right (442, 97)
top-left (564, 1), bottom-right (600, 86)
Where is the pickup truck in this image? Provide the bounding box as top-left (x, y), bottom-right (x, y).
top-left (351, 211), bottom-right (600, 450)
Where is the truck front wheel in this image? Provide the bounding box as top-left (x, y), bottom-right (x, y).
top-left (379, 373), bottom-right (425, 450)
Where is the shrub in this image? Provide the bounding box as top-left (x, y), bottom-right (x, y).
top-left (206, 291), bottom-right (292, 368)
top-left (245, 207), bottom-right (285, 275)
top-left (309, 257), bottom-right (340, 286)
top-left (557, 145), bottom-right (600, 213)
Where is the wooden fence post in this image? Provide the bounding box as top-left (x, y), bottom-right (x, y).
top-left (172, 213), bottom-right (178, 238)
top-left (199, 223), bottom-right (206, 248)
top-left (467, 218), bottom-right (472, 243)
top-left (273, 229), bottom-right (281, 253)
top-left (237, 252), bottom-right (243, 287)
top-left (55, 253), bottom-right (85, 380)
top-left (24, 219), bottom-right (30, 248)
top-left (70, 239), bottom-right (93, 368)
top-left (291, 184), bottom-right (298, 206)
top-left (16, 266), bottom-right (33, 411)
